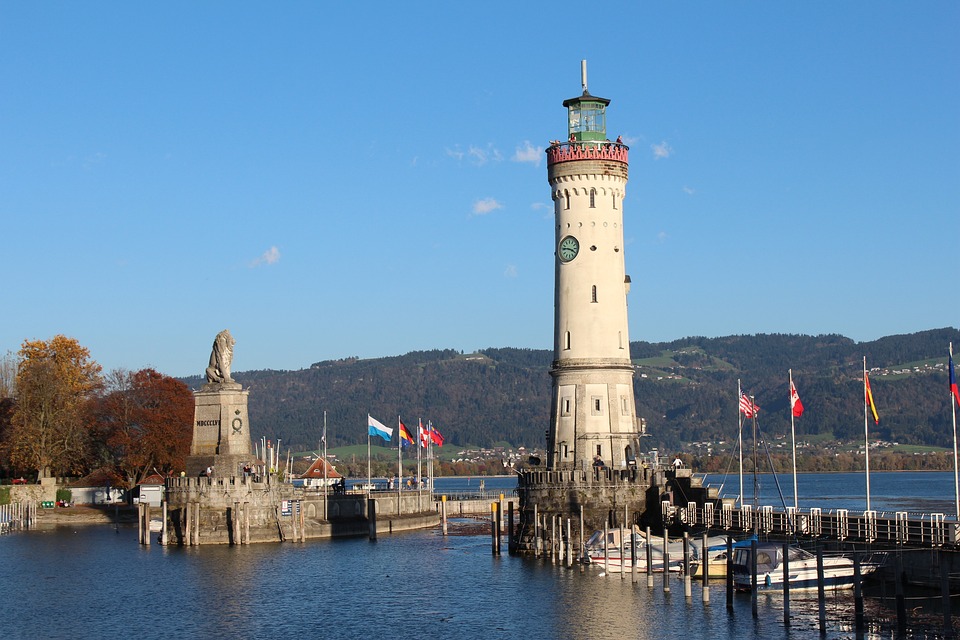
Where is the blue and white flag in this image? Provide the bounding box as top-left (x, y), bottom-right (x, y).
top-left (368, 414), bottom-right (393, 441)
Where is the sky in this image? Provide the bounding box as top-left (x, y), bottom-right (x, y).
top-left (2, 2), bottom-right (958, 378)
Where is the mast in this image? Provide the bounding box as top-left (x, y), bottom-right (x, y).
top-left (752, 396), bottom-right (759, 509)
top-left (951, 342), bottom-right (959, 520)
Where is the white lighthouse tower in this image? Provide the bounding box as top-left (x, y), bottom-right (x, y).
top-left (546, 61), bottom-right (643, 471)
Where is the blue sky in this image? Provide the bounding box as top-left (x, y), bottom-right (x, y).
top-left (2, 2), bottom-right (957, 378)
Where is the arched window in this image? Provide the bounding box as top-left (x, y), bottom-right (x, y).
top-left (591, 285), bottom-right (597, 303)
top-left (589, 189), bottom-right (596, 208)
top-left (564, 190), bottom-right (570, 210)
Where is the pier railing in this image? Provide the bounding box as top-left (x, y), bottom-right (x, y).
top-left (673, 501), bottom-right (959, 549)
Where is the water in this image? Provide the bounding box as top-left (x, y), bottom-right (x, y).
top-left (2, 472), bottom-right (957, 639)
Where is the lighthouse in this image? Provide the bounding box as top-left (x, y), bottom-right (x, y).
top-left (546, 61), bottom-right (643, 471)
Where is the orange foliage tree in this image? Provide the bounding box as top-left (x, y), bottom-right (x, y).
top-left (91, 368), bottom-right (193, 486)
top-left (7, 336), bottom-right (103, 477)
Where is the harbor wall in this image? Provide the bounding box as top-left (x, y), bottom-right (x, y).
top-left (162, 476), bottom-right (437, 545)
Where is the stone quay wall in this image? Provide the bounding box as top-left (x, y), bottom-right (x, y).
top-left (162, 477), bottom-right (437, 545)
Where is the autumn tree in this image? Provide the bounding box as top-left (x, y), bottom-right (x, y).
top-left (7, 336), bottom-right (103, 477)
top-left (91, 368), bottom-right (193, 485)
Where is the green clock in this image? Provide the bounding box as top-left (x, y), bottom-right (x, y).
top-left (558, 236), bottom-right (580, 262)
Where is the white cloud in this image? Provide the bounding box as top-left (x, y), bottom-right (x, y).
top-left (651, 141), bottom-right (673, 160)
top-left (504, 265), bottom-right (518, 278)
top-left (473, 198), bottom-right (503, 215)
top-left (446, 147), bottom-right (465, 162)
top-left (657, 231), bottom-right (668, 244)
top-left (250, 246), bottom-right (281, 267)
top-left (512, 141), bottom-right (541, 166)
top-left (683, 186), bottom-right (695, 195)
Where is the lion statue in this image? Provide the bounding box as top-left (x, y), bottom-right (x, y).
top-left (205, 329), bottom-right (236, 384)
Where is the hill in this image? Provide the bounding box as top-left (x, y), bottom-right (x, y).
top-left (181, 328), bottom-right (960, 453)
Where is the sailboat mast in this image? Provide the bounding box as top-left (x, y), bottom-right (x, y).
top-left (738, 379), bottom-right (744, 509)
top-left (951, 342), bottom-right (959, 520)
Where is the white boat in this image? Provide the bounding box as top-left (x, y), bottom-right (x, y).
top-left (731, 543), bottom-right (880, 591)
top-left (582, 526), bottom-right (698, 573)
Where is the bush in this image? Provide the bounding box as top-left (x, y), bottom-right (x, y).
top-left (56, 488), bottom-right (72, 503)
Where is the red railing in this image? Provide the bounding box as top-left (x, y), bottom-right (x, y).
top-left (546, 141), bottom-right (629, 165)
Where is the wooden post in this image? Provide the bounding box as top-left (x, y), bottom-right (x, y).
top-left (896, 552), bottom-right (907, 637)
top-left (508, 502), bottom-right (515, 555)
top-left (579, 504), bottom-right (584, 570)
top-left (233, 501), bottom-right (241, 545)
top-left (441, 495), bottom-right (448, 536)
top-left (782, 540), bottom-right (790, 627)
top-left (683, 532), bottom-right (691, 598)
top-left (184, 503), bottom-right (191, 546)
top-left (300, 500), bottom-right (306, 542)
top-left (941, 549), bottom-right (952, 639)
top-left (566, 518), bottom-right (572, 566)
top-left (619, 523), bottom-right (625, 580)
top-left (750, 538), bottom-right (758, 618)
top-left (702, 532), bottom-right (710, 603)
top-left (244, 502), bottom-right (250, 544)
top-left (663, 531), bottom-right (670, 593)
top-left (491, 503), bottom-right (498, 555)
top-left (726, 536), bottom-right (733, 610)
top-left (194, 503), bottom-right (201, 546)
top-left (646, 525), bottom-right (654, 588)
top-left (817, 544), bottom-right (826, 634)
top-left (603, 521), bottom-right (609, 575)
top-left (368, 498), bottom-right (377, 541)
top-left (853, 552), bottom-right (864, 633)
top-left (143, 504), bottom-right (151, 546)
top-left (137, 503), bottom-right (144, 544)
top-left (161, 501), bottom-right (168, 546)
top-left (533, 504), bottom-right (540, 557)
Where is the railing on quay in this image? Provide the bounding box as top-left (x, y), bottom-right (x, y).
top-left (670, 500), bottom-right (960, 549)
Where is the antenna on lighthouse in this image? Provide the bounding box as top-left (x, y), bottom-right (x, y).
top-left (581, 59), bottom-right (588, 93)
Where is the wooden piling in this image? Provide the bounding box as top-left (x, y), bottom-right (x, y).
top-left (533, 504), bottom-right (540, 557)
top-left (854, 552), bottom-right (864, 633)
top-left (603, 521), bottom-right (609, 575)
top-left (896, 552), bottom-right (907, 637)
top-left (490, 503), bottom-right (498, 556)
top-left (143, 504), bottom-right (151, 546)
top-left (646, 526), bottom-right (654, 588)
top-left (441, 495), bottom-right (448, 536)
top-left (137, 503), bottom-right (144, 544)
top-left (782, 540), bottom-right (790, 627)
top-left (683, 533), bottom-right (691, 598)
top-left (368, 498), bottom-right (377, 541)
top-left (508, 502), bottom-right (515, 554)
top-left (702, 532), bottom-right (710, 603)
top-left (663, 531), bottom-right (670, 593)
top-left (579, 505), bottom-right (584, 570)
top-left (566, 518), bottom-right (572, 566)
top-left (726, 536), bottom-right (733, 610)
top-left (243, 502), bottom-right (250, 544)
top-left (750, 538), bottom-right (758, 618)
top-left (233, 501), bottom-right (241, 545)
top-left (816, 544), bottom-right (826, 634)
top-left (161, 501), bottom-right (168, 546)
top-left (619, 523), bottom-right (625, 580)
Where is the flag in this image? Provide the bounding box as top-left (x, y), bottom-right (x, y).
top-left (790, 381), bottom-right (804, 418)
top-left (950, 351), bottom-right (960, 408)
top-left (398, 421), bottom-right (414, 446)
top-left (739, 393), bottom-right (758, 418)
top-left (368, 414), bottom-right (393, 441)
top-left (418, 421), bottom-right (430, 448)
top-left (864, 372), bottom-right (879, 424)
top-left (429, 424), bottom-right (444, 447)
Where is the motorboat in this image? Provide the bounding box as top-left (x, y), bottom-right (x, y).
top-left (731, 543), bottom-right (880, 591)
top-left (690, 534), bottom-right (757, 578)
top-left (582, 526), bottom-right (698, 573)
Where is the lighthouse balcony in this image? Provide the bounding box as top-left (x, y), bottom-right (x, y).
top-left (546, 141), bottom-right (629, 166)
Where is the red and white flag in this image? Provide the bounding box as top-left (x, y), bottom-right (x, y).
top-left (790, 381), bottom-right (804, 418)
top-left (739, 393), bottom-right (758, 418)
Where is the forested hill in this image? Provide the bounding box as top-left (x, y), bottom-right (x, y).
top-left (181, 328), bottom-right (960, 453)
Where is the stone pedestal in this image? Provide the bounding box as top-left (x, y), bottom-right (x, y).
top-left (186, 383), bottom-right (254, 478)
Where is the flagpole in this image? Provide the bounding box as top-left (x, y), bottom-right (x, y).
top-left (397, 416), bottom-right (402, 502)
top-left (863, 356), bottom-right (872, 512)
top-left (752, 397), bottom-right (758, 509)
top-left (417, 419), bottom-right (422, 492)
top-left (322, 410), bottom-right (328, 509)
top-left (737, 379), bottom-right (744, 509)
top-left (951, 342), bottom-right (959, 521)
top-left (367, 416), bottom-right (372, 496)
top-left (789, 369), bottom-right (798, 511)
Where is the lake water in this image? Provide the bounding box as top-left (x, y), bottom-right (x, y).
top-left (2, 472), bottom-right (957, 640)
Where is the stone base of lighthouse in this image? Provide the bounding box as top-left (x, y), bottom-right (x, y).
top-left (512, 466), bottom-right (719, 555)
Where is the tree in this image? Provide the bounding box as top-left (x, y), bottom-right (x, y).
top-left (7, 336), bottom-right (103, 477)
top-left (91, 368), bottom-right (193, 485)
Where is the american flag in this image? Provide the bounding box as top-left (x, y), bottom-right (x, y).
top-left (739, 392), bottom-right (758, 418)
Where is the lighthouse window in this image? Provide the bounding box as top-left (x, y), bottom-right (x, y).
top-left (589, 189), bottom-right (596, 208)
top-left (591, 396), bottom-right (603, 415)
top-left (561, 398), bottom-right (571, 416)
top-left (613, 194), bottom-right (617, 209)
top-left (591, 285), bottom-right (597, 303)
top-left (564, 331), bottom-right (571, 350)
top-left (564, 190), bottom-right (570, 210)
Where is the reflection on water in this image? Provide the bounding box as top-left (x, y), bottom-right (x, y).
top-left (3, 524), bottom-right (952, 639)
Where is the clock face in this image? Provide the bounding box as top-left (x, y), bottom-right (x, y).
top-left (558, 236), bottom-right (579, 262)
